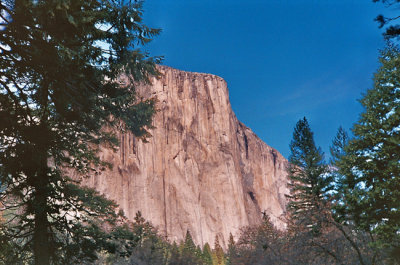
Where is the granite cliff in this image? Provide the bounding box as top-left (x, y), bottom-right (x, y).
top-left (82, 66), bottom-right (289, 247)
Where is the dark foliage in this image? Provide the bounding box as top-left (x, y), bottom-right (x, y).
top-left (373, 0), bottom-right (400, 39)
top-left (0, 0), bottom-right (160, 264)
top-left (286, 117), bottom-right (332, 232)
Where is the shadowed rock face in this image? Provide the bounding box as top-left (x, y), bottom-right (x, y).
top-left (83, 65), bottom-right (289, 247)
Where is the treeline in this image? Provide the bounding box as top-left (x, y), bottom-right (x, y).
top-left (90, 212), bottom-right (227, 265)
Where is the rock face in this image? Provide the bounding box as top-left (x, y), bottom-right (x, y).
top-left (83, 65), bottom-right (289, 247)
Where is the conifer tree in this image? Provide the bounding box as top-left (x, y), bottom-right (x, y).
top-left (0, 0), bottom-right (160, 264)
top-left (337, 45), bottom-right (400, 261)
top-left (213, 236), bottom-right (225, 265)
top-left (329, 127), bottom-right (350, 221)
top-left (286, 117), bottom-right (332, 232)
top-left (226, 233), bottom-right (236, 265)
top-left (227, 233), bottom-right (235, 254)
top-left (179, 230), bottom-right (203, 265)
top-left (168, 241), bottom-right (181, 265)
top-left (330, 127), bottom-right (349, 165)
top-left (183, 230), bottom-right (197, 256)
top-left (202, 242), bottom-right (213, 265)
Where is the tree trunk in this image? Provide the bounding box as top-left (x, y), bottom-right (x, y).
top-left (33, 155), bottom-right (50, 265)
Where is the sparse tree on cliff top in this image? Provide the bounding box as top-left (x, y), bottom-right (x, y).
top-left (0, 0), bottom-right (160, 264)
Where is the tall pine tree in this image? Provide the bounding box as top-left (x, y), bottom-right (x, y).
top-left (337, 45), bottom-right (400, 261)
top-left (329, 127), bottom-right (350, 220)
top-left (0, 0), bottom-right (160, 264)
top-left (286, 117), bottom-right (332, 232)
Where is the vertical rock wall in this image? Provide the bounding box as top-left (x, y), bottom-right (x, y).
top-left (83, 66), bottom-right (289, 247)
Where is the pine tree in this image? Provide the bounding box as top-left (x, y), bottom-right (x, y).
top-left (202, 242), bottom-right (213, 265)
top-left (180, 230), bottom-right (202, 265)
top-left (183, 230), bottom-right (197, 256)
top-left (213, 236), bottom-right (225, 265)
top-left (286, 117), bottom-right (332, 232)
top-left (328, 127), bottom-right (349, 217)
top-left (227, 233), bottom-right (235, 254)
top-left (0, 0), bottom-right (160, 264)
top-left (337, 45), bottom-right (400, 261)
top-left (168, 241), bottom-right (182, 265)
top-left (226, 233), bottom-right (236, 265)
top-left (330, 127), bottom-right (350, 165)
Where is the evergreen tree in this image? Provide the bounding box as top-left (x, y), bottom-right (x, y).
top-left (329, 126), bottom-right (350, 220)
top-left (286, 117), bottom-right (332, 232)
top-left (337, 45), bottom-right (400, 261)
top-left (330, 127), bottom-right (350, 165)
top-left (182, 230), bottom-right (197, 261)
top-left (96, 212), bottom-right (171, 264)
top-left (131, 211), bottom-right (155, 248)
top-left (227, 233), bottom-right (235, 255)
top-left (225, 233), bottom-right (236, 265)
top-left (202, 243), bottom-right (213, 265)
top-left (213, 236), bottom-right (225, 265)
top-left (183, 230), bottom-right (197, 254)
top-left (0, 0), bottom-right (160, 264)
top-left (373, 0), bottom-right (400, 39)
top-left (168, 241), bottom-right (181, 265)
top-left (195, 246), bottom-right (204, 264)
top-left (176, 230), bottom-right (203, 265)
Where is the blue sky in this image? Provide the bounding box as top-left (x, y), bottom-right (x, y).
top-left (142, 0), bottom-right (391, 159)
